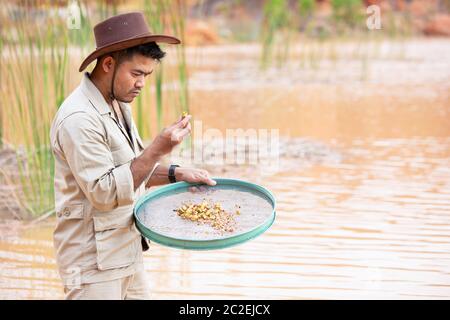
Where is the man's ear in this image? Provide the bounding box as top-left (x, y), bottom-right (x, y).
top-left (101, 55), bottom-right (114, 73)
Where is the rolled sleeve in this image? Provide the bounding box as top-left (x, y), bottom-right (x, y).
top-left (112, 161), bottom-right (135, 206)
top-left (57, 112), bottom-right (135, 211)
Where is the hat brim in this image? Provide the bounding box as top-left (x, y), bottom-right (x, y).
top-left (79, 34), bottom-right (181, 72)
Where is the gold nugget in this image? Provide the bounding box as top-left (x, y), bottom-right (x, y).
top-left (175, 199), bottom-right (238, 233)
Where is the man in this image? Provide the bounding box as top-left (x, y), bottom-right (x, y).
top-left (50, 12), bottom-right (215, 300)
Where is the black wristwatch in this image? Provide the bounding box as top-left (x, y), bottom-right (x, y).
top-left (168, 164), bottom-right (179, 183)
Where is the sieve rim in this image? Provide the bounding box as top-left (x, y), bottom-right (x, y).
top-left (133, 178), bottom-right (276, 250)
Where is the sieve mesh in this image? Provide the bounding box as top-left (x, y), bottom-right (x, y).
top-left (137, 184), bottom-right (274, 242)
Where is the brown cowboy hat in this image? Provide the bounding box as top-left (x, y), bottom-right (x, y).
top-left (79, 12), bottom-right (181, 72)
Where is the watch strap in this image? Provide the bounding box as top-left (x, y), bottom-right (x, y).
top-left (168, 164), bottom-right (179, 183)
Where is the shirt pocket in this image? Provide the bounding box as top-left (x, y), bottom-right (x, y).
top-left (54, 204), bottom-right (87, 270)
top-left (57, 203), bottom-right (85, 220)
top-left (92, 208), bottom-right (140, 271)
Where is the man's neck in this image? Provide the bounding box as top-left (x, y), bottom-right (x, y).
top-left (88, 71), bottom-right (114, 106)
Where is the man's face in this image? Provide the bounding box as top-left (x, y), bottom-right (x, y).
top-left (113, 54), bottom-right (156, 103)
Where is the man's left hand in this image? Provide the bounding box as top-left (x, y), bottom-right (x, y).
top-left (175, 167), bottom-right (216, 186)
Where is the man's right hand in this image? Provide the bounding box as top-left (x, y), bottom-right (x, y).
top-left (130, 115), bottom-right (192, 191)
top-left (145, 115), bottom-right (192, 158)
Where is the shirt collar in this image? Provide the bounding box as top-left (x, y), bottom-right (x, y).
top-left (80, 72), bottom-right (112, 115)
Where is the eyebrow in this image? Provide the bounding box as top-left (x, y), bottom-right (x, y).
top-left (131, 69), bottom-right (153, 76)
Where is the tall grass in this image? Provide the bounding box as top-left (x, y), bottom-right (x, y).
top-left (2, 1), bottom-right (69, 216)
top-left (258, 0), bottom-right (381, 70)
top-left (142, 0), bottom-right (190, 153)
top-left (331, 0), bottom-right (364, 31)
top-left (1, 1), bottom-right (191, 217)
top-left (171, 1), bottom-right (189, 114)
top-left (68, 0), bottom-right (92, 52)
top-left (298, 0), bottom-right (315, 31)
top-left (97, 0), bottom-right (119, 20)
top-left (260, 0), bottom-right (290, 69)
top-left (0, 32), bottom-right (3, 149)
top-left (143, 0), bottom-right (166, 132)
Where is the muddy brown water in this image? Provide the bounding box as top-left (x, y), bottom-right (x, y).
top-left (1, 39), bottom-right (449, 299)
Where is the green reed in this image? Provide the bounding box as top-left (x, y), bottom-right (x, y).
top-left (2, 1), bottom-right (69, 216)
top-left (258, 0), bottom-right (384, 70)
top-left (331, 0), bottom-right (364, 31)
top-left (2, 1), bottom-right (193, 218)
top-left (298, 0), bottom-right (315, 31)
top-left (68, 0), bottom-right (92, 53)
top-left (142, 0), bottom-right (190, 140)
top-left (260, 0), bottom-right (290, 69)
top-left (143, 0), bottom-right (165, 131)
top-left (170, 0), bottom-right (190, 116)
top-left (0, 34), bottom-right (3, 149)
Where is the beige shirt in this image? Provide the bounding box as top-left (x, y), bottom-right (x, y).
top-left (50, 72), bottom-right (148, 285)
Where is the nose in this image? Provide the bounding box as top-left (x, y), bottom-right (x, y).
top-left (135, 79), bottom-right (144, 89)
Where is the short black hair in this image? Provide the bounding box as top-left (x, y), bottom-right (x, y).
top-left (98, 42), bottom-right (166, 66)
top-left (120, 42), bottom-right (166, 61)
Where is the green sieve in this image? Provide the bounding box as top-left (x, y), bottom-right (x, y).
top-left (134, 178), bottom-right (276, 250)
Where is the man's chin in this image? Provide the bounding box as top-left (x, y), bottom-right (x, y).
top-left (118, 97), bottom-right (135, 103)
